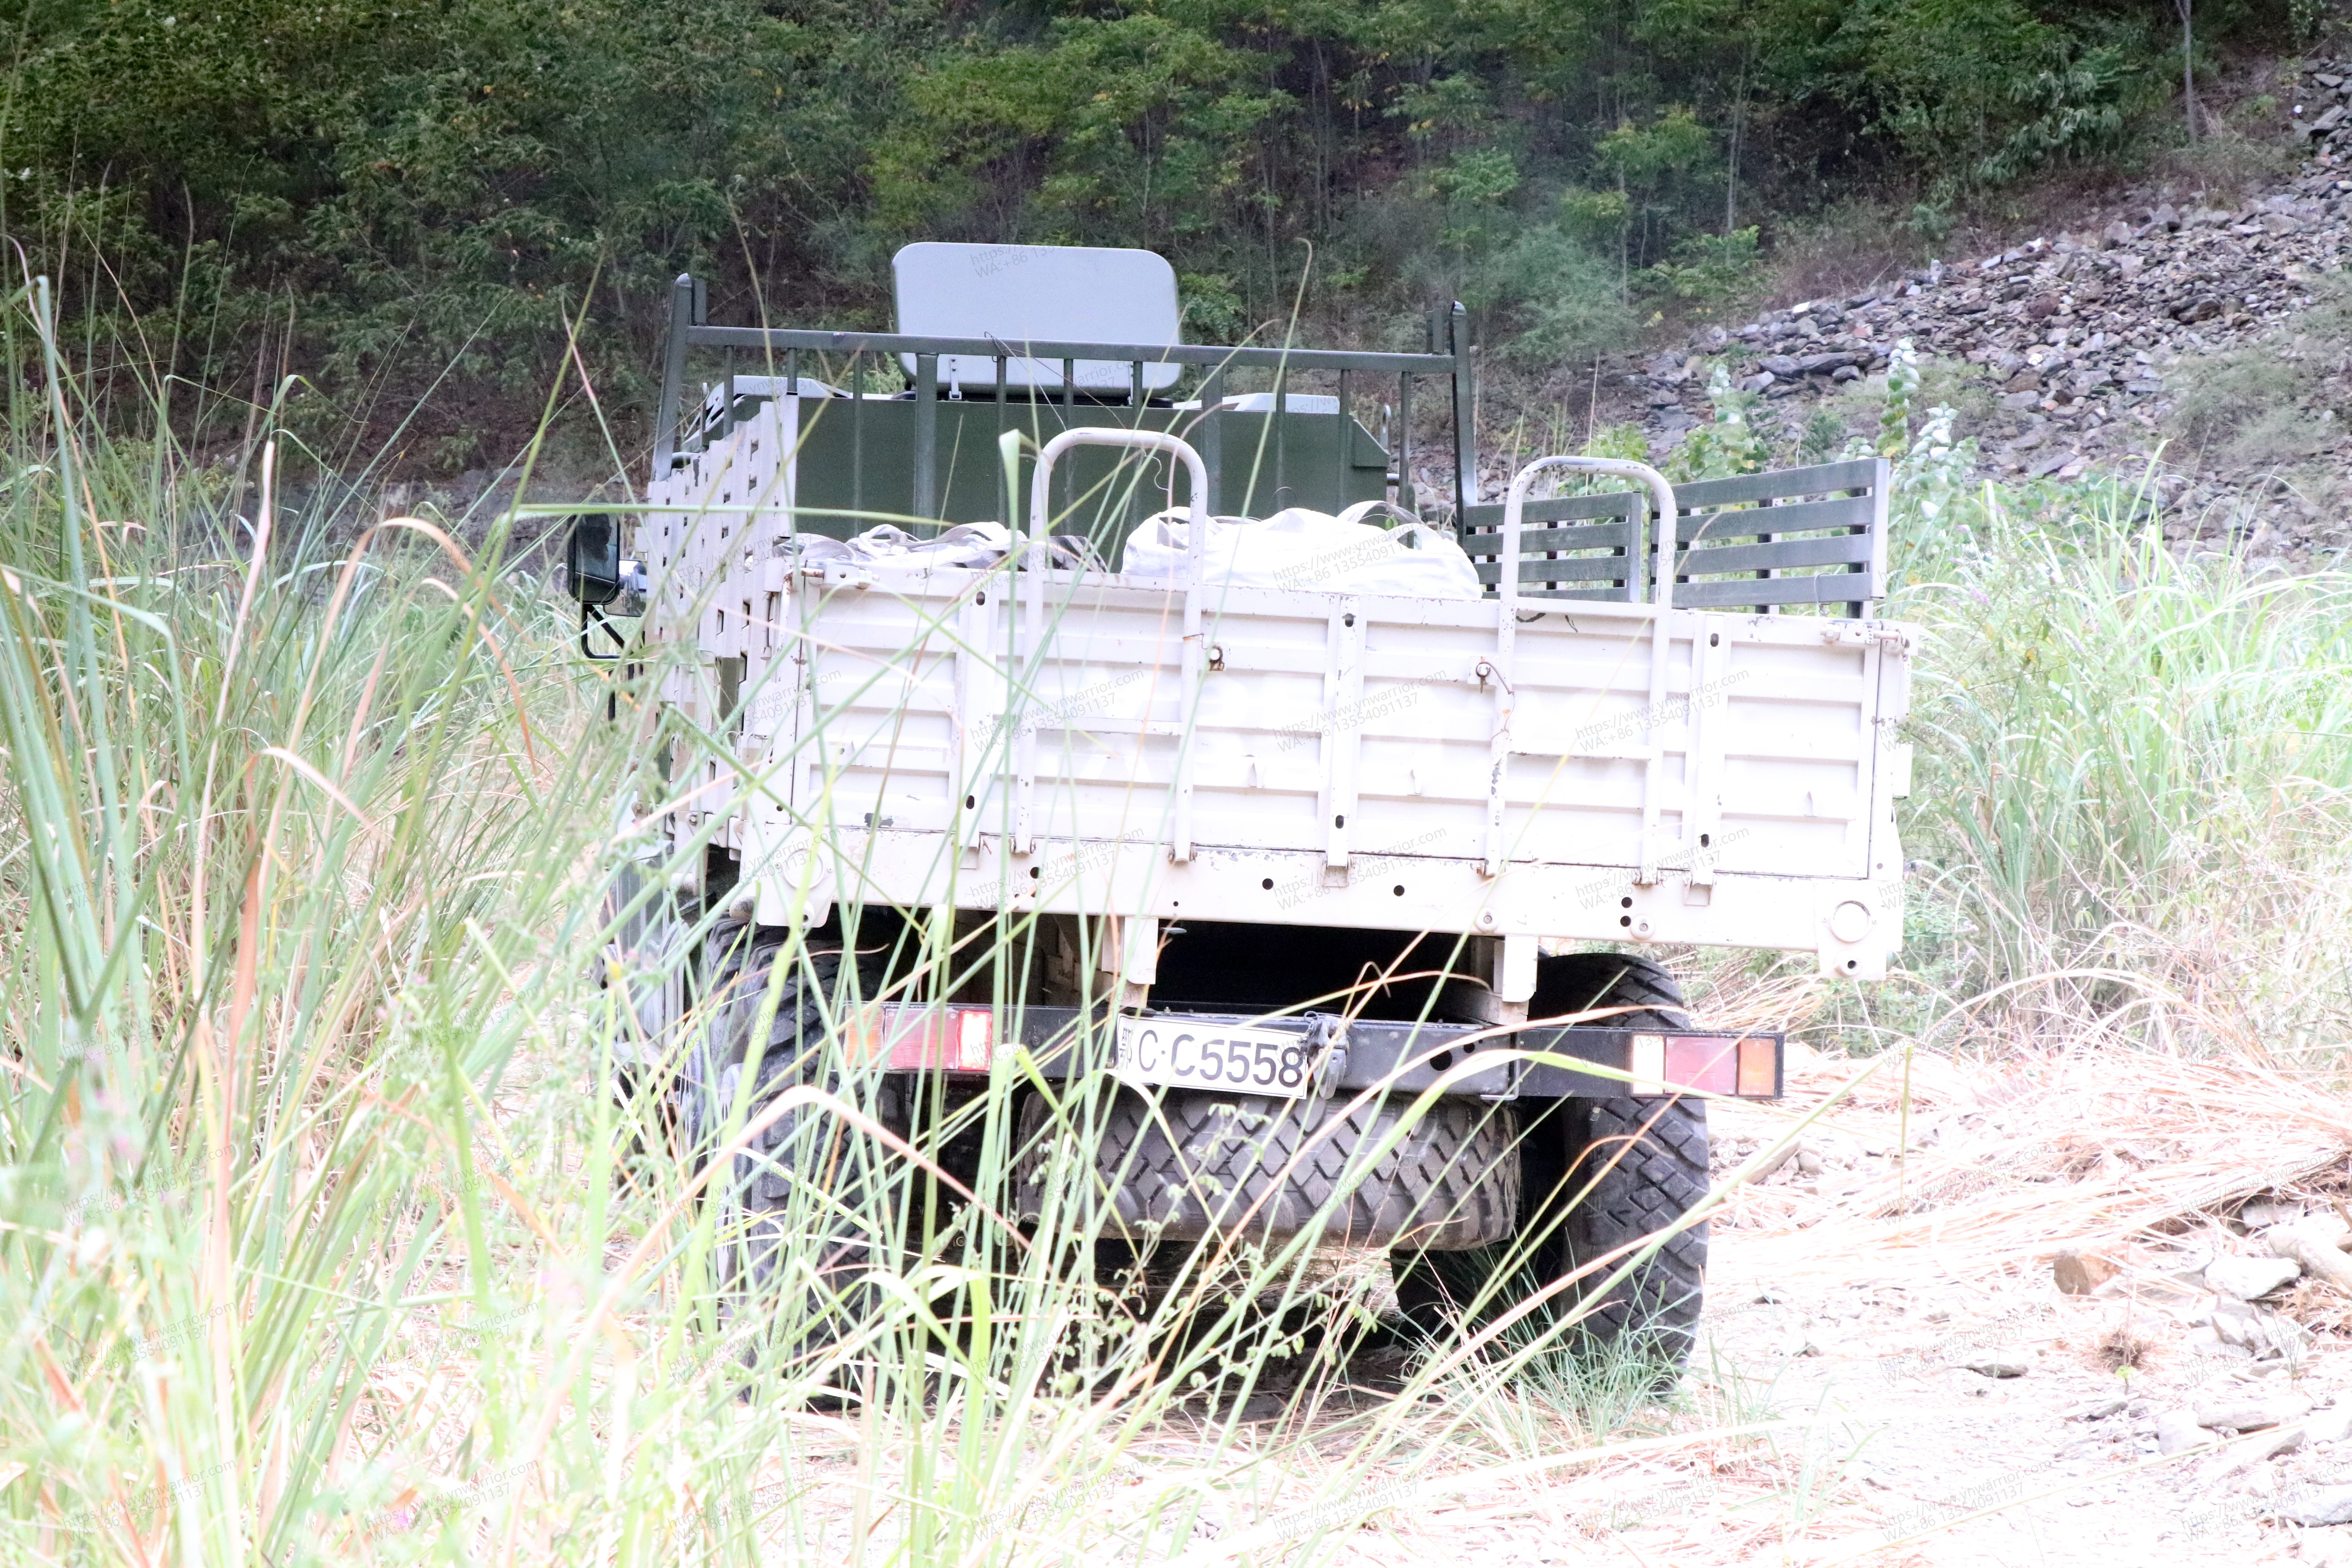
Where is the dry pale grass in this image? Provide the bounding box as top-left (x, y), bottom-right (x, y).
top-left (1715, 1043), bottom-right (2352, 1289)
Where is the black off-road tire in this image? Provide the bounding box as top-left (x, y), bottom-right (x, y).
top-left (1014, 1085), bottom-right (1519, 1253)
top-left (684, 920), bottom-right (906, 1363)
top-left (1391, 952), bottom-right (1710, 1371)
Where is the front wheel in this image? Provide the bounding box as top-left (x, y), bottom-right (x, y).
top-left (1390, 952), bottom-right (1710, 1372)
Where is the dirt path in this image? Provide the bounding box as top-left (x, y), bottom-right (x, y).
top-left (1301, 1043), bottom-right (2352, 1567)
top-left (760, 1042), bottom-right (2352, 1566)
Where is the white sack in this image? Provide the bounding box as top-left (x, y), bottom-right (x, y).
top-left (1119, 504), bottom-right (1483, 600)
top-left (791, 520), bottom-right (1014, 571)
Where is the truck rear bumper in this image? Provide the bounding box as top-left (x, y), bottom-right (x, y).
top-left (851, 1003), bottom-right (1783, 1102)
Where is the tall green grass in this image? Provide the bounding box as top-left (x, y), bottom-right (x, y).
top-left (1880, 465), bottom-right (2352, 1056)
top-left (12, 230), bottom-right (2348, 1564)
top-left (1, 280), bottom-right (1805, 1566)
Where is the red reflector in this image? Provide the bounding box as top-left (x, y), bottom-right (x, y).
top-left (1737, 1036), bottom-right (1779, 1097)
top-left (1663, 1035), bottom-right (1741, 1095)
top-left (846, 1006), bottom-right (998, 1071)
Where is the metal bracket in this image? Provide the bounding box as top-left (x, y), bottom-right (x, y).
top-left (1025, 425), bottom-right (1212, 862)
top-left (1477, 1056), bottom-right (1523, 1104)
top-left (1319, 604), bottom-right (1364, 870)
top-left (1299, 1014), bottom-right (1351, 1122)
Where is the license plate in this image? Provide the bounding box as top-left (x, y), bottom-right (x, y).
top-left (1112, 1017), bottom-right (1315, 1098)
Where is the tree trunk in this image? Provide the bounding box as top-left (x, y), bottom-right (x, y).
top-left (1726, 84), bottom-right (1746, 231)
top-left (2175, 0), bottom-right (2200, 143)
top-left (1726, 50), bottom-right (1752, 232)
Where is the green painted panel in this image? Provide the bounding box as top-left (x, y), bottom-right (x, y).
top-left (777, 398), bottom-right (1388, 562)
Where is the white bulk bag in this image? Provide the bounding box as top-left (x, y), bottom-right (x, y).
top-left (1119, 503), bottom-right (1483, 600)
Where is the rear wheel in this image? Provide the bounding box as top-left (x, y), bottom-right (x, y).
top-left (1390, 952), bottom-right (1710, 1371)
top-left (684, 922), bottom-right (906, 1368)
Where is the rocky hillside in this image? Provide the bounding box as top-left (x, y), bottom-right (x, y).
top-left (1617, 56), bottom-right (2352, 567)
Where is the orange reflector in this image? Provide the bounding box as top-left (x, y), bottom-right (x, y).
top-left (1737, 1036), bottom-right (1780, 1097)
top-left (1664, 1034), bottom-right (1741, 1095)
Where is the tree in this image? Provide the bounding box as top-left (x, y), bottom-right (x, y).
top-left (2174, 0), bottom-right (2201, 143)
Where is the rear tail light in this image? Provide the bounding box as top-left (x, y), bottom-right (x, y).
top-left (1630, 1033), bottom-right (1666, 1096)
top-left (1629, 1034), bottom-right (1782, 1098)
top-left (843, 1005), bottom-right (999, 1072)
top-left (1662, 1034), bottom-right (1739, 1095)
top-left (1736, 1036), bottom-right (1780, 1097)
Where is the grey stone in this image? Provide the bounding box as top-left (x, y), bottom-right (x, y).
top-left (2194, 1392), bottom-right (2314, 1431)
top-left (2156, 1409), bottom-right (2205, 1453)
top-left (1793, 350), bottom-right (1864, 375)
top-left (2309, 1405), bottom-right (2352, 1445)
top-left (2281, 1486), bottom-right (2352, 1527)
top-left (2207, 1254), bottom-right (2302, 1300)
top-left (1962, 1350), bottom-right (2031, 1377)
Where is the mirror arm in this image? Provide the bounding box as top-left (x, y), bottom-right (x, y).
top-left (579, 601), bottom-right (626, 663)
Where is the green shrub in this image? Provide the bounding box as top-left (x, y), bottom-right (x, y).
top-left (1885, 470), bottom-right (2352, 1049)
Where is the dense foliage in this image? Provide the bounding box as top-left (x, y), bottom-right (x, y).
top-left (0, 0), bottom-right (2287, 468)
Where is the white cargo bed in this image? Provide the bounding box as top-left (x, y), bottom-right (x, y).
top-left (641, 429), bottom-right (1916, 981)
top-left (710, 561), bottom-right (1911, 978)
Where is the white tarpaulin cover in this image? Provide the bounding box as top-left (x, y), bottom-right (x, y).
top-left (1120, 503), bottom-right (1485, 599)
top-left (789, 506), bottom-right (1483, 600)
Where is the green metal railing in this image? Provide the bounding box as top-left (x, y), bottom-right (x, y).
top-left (651, 272), bottom-right (1480, 528)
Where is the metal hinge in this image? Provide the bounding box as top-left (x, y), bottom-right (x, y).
top-left (1821, 620), bottom-right (1916, 653)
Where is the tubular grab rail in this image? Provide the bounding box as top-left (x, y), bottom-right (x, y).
top-left (1014, 428), bottom-right (1217, 863)
top-left (1491, 457), bottom-right (1681, 885)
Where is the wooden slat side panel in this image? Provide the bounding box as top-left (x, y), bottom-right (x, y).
top-left (1674, 533), bottom-right (1875, 578)
top-left (1673, 458), bottom-right (1881, 511)
top-left (1673, 574), bottom-right (1872, 610)
top-left (1461, 492), bottom-right (1644, 530)
top-left (1477, 555), bottom-right (1649, 586)
top-left (1676, 493), bottom-right (1876, 543)
top-left (1464, 522), bottom-right (1642, 555)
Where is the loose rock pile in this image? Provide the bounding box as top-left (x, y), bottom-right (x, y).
top-left (1615, 58), bottom-right (2352, 561)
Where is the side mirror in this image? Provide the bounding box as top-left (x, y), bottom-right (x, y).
top-left (564, 515), bottom-right (622, 606)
